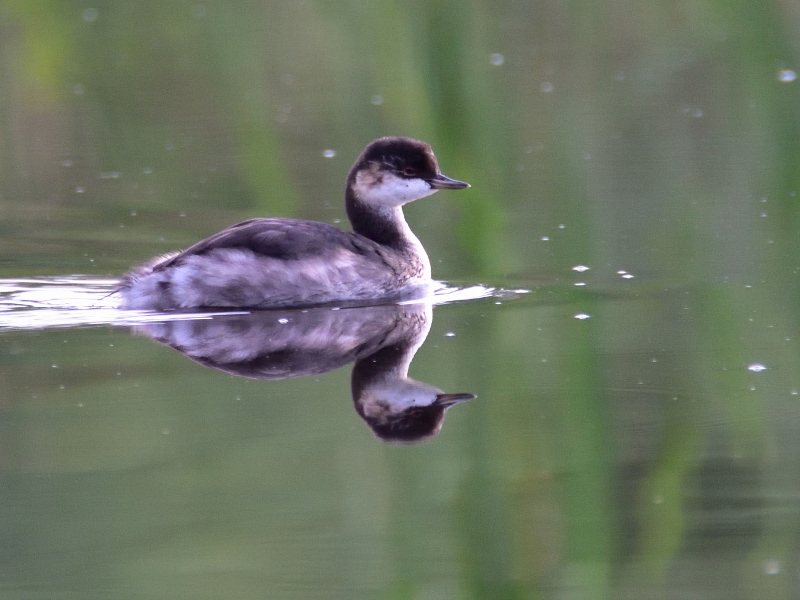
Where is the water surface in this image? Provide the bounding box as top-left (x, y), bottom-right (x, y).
top-left (2, 1), bottom-right (800, 598)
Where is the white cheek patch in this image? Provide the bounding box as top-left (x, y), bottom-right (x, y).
top-left (361, 380), bottom-right (442, 419)
top-left (355, 171), bottom-right (437, 207)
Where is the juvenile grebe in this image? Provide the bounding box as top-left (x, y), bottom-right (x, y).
top-left (119, 137), bottom-right (469, 310)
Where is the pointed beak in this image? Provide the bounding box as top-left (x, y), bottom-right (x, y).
top-left (433, 393), bottom-right (477, 408)
top-left (428, 173), bottom-right (470, 190)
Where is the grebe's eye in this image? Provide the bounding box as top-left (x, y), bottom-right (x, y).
top-left (402, 167), bottom-right (417, 177)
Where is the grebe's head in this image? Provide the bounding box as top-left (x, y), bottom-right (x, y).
top-left (348, 137), bottom-right (469, 208)
top-left (355, 379), bottom-right (476, 443)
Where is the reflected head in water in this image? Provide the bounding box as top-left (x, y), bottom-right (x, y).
top-left (133, 301), bottom-right (474, 443)
top-left (351, 351), bottom-right (475, 442)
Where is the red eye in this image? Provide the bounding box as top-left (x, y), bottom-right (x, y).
top-left (402, 167), bottom-right (417, 177)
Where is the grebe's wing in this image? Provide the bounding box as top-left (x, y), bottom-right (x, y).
top-left (154, 218), bottom-right (385, 271)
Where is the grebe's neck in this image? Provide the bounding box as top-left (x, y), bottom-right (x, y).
top-left (345, 187), bottom-right (432, 278)
top-left (345, 187), bottom-right (404, 245)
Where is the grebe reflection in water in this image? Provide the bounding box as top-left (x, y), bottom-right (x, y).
top-left (120, 137), bottom-right (469, 310)
top-left (134, 302), bottom-right (474, 442)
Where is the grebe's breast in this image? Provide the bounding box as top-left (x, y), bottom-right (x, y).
top-left (120, 218), bottom-right (429, 310)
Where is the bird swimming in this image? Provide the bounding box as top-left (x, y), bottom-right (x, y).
top-left (119, 137), bottom-right (469, 310)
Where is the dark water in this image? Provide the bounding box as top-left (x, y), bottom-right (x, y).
top-left (2, 1), bottom-right (800, 598)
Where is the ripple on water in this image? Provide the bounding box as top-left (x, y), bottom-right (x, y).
top-left (0, 277), bottom-right (246, 331)
top-left (0, 278), bottom-right (529, 331)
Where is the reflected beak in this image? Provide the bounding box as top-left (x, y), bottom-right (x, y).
top-left (428, 173), bottom-right (470, 190)
top-left (433, 393), bottom-right (477, 408)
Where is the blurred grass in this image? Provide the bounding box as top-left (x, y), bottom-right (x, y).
top-left (1, 0), bottom-right (800, 599)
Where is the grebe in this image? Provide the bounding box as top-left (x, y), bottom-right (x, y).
top-left (119, 137), bottom-right (469, 310)
top-left (135, 302), bottom-right (475, 442)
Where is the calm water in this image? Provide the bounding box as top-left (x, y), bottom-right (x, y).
top-left (2, 1), bottom-right (800, 598)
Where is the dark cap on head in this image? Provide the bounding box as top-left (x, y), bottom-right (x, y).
top-left (357, 393), bottom-right (476, 443)
top-left (351, 137), bottom-right (440, 181)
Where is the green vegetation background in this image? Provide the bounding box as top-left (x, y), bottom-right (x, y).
top-left (1, 1), bottom-right (800, 598)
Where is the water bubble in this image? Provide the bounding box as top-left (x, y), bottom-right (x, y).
top-left (778, 69), bottom-right (797, 82)
top-left (75, 187), bottom-right (84, 193)
top-left (574, 313), bottom-right (591, 320)
top-left (445, 332), bottom-right (456, 337)
top-left (322, 149), bottom-right (336, 158)
top-left (490, 53), bottom-right (504, 66)
top-left (572, 265), bottom-right (590, 272)
top-left (692, 108), bottom-right (704, 118)
top-left (370, 95), bottom-right (383, 105)
top-left (747, 363), bottom-right (767, 372)
top-left (130, 210), bottom-right (137, 216)
top-left (763, 559), bottom-right (780, 575)
top-left (622, 273), bottom-right (634, 279)
top-left (653, 495), bottom-right (664, 504)
top-left (558, 224), bottom-right (565, 229)
top-left (278, 318), bottom-right (288, 324)
top-left (61, 159), bottom-right (73, 168)
top-left (82, 8), bottom-right (99, 22)
top-left (541, 82), bottom-right (554, 93)
top-left (541, 236), bottom-right (549, 241)
top-left (143, 167), bottom-right (153, 175)
top-left (617, 270), bottom-right (627, 275)
top-left (574, 282), bottom-right (586, 286)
